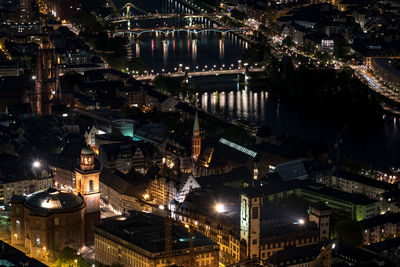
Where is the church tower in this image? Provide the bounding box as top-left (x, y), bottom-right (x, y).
top-left (240, 189), bottom-right (262, 259)
top-left (33, 32), bottom-right (60, 115)
top-left (75, 147), bottom-right (100, 244)
top-left (192, 112), bottom-right (201, 161)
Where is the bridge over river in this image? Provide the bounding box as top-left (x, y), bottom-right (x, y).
top-left (134, 65), bottom-right (265, 80)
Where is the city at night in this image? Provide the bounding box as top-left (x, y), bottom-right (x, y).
top-left (0, 0), bottom-right (399, 266)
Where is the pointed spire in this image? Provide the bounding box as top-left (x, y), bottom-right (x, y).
top-left (193, 112), bottom-right (200, 133)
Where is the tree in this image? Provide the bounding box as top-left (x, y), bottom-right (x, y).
top-left (230, 9), bottom-right (248, 21)
top-left (282, 36), bottom-right (294, 47)
top-left (331, 215), bottom-right (363, 246)
top-left (53, 247), bottom-right (90, 267)
top-left (333, 36), bottom-right (346, 59)
top-left (126, 58), bottom-right (145, 74)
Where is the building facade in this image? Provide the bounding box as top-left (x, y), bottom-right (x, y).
top-left (94, 212), bottom-right (220, 267)
top-left (33, 33), bottom-right (60, 115)
top-left (10, 188), bottom-right (85, 260)
top-left (74, 147), bottom-right (101, 244)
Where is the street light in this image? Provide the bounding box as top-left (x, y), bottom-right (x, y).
top-left (215, 203), bottom-right (226, 213)
top-left (33, 161), bottom-right (40, 168)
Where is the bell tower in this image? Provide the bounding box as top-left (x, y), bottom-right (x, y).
top-left (33, 31), bottom-right (60, 115)
top-left (192, 112), bottom-right (201, 161)
top-left (75, 147), bottom-right (100, 244)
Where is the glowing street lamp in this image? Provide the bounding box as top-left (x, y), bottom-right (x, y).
top-left (215, 203), bottom-right (226, 213)
top-left (33, 161), bottom-right (40, 168)
top-left (143, 194), bottom-right (150, 200)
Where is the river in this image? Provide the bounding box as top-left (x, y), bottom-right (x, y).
top-left (118, 0), bottom-right (400, 170)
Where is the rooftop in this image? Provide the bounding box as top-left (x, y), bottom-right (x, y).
top-left (337, 170), bottom-right (397, 191)
top-left (95, 211), bottom-right (218, 255)
top-left (13, 188), bottom-right (85, 212)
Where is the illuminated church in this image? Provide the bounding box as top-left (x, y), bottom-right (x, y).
top-left (190, 113), bottom-right (265, 178)
top-left (10, 147), bottom-right (100, 260)
top-left (32, 32), bottom-right (60, 115)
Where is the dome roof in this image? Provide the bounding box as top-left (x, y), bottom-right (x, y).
top-left (81, 146), bottom-right (95, 156)
top-left (25, 188), bottom-right (84, 211)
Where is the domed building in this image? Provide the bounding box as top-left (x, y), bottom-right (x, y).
top-left (10, 188), bottom-right (85, 260)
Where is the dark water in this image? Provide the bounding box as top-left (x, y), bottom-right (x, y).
top-left (131, 33), bottom-right (247, 73)
top-left (121, 0), bottom-right (400, 170)
top-left (192, 75), bottom-right (400, 170)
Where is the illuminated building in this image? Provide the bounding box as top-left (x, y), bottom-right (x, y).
top-left (99, 141), bottom-right (162, 174)
top-left (192, 112), bottom-right (201, 162)
top-left (240, 188), bottom-right (320, 261)
top-left (10, 188), bottom-right (85, 260)
top-left (361, 213), bottom-right (400, 246)
top-left (99, 168), bottom-right (154, 215)
top-left (173, 187), bottom-right (243, 265)
top-left (74, 147), bottom-right (101, 244)
top-left (191, 138), bottom-right (263, 178)
top-left (297, 184), bottom-right (379, 221)
top-left (94, 211), bottom-right (219, 266)
top-left (47, 0), bottom-right (77, 20)
top-left (0, 159), bottom-right (54, 205)
top-left (33, 33), bottom-right (60, 115)
top-left (19, 0), bottom-right (31, 21)
top-left (320, 170), bottom-right (397, 200)
top-left (308, 202), bottom-right (331, 241)
top-left (240, 189), bottom-right (262, 259)
top-left (163, 136), bottom-right (192, 173)
top-left (111, 119), bottom-right (135, 139)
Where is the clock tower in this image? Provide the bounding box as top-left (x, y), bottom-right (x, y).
top-left (75, 146), bottom-right (100, 244)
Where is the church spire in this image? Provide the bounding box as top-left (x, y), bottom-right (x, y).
top-left (193, 111), bottom-right (200, 133)
top-left (192, 112), bottom-right (201, 162)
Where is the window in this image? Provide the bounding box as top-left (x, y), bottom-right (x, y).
top-left (55, 231), bottom-right (60, 248)
top-left (15, 207), bottom-right (20, 216)
top-left (54, 217), bottom-right (59, 226)
top-left (67, 216), bottom-right (72, 225)
top-left (252, 206), bottom-right (259, 219)
top-left (36, 233), bottom-right (40, 245)
top-left (89, 199), bottom-right (94, 212)
top-left (15, 220), bottom-right (21, 238)
top-left (89, 180), bottom-right (94, 192)
top-left (252, 239), bottom-right (257, 245)
top-left (35, 219), bottom-right (40, 228)
top-left (68, 230), bottom-right (72, 240)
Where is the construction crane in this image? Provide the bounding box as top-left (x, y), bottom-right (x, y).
top-left (310, 242), bottom-right (336, 267)
top-left (165, 215), bottom-right (173, 265)
top-left (333, 124), bottom-right (347, 186)
top-left (184, 224), bottom-right (195, 267)
top-left (165, 209), bottom-right (195, 267)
